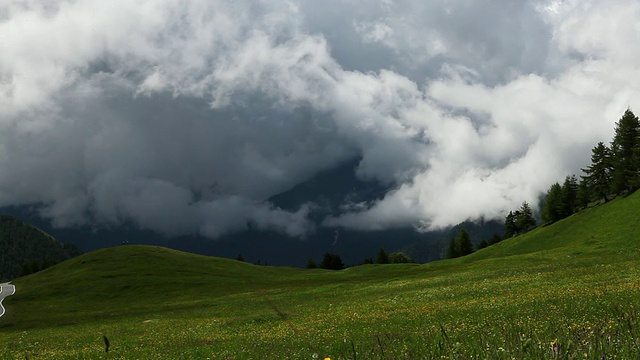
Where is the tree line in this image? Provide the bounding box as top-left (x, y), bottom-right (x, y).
top-left (447, 109), bottom-right (640, 259)
top-left (304, 248), bottom-right (414, 270)
top-left (542, 109), bottom-right (640, 224)
top-left (504, 109), bottom-right (640, 232)
top-left (446, 228), bottom-right (504, 259)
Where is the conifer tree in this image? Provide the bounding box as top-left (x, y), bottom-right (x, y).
top-left (610, 109), bottom-right (640, 194)
top-left (456, 228), bottom-right (474, 256)
top-left (504, 211), bottom-right (518, 238)
top-left (516, 202), bottom-right (536, 232)
top-left (446, 237), bottom-right (458, 259)
top-left (576, 178), bottom-right (591, 209)
top-left (581, 142), bottom-right (612, 202)
top-left (320, 252), bottom-right (344, 270)
top-left (560, 175), bottom-right (579, 217)
top-left (542, 182), bottom-right (563, 224)
top-left (376, 248), bottom-right (389, 264)
top-left (305, 257), bottom-right (318, 269)
top-left (489, 233), bottom-right (502, 245)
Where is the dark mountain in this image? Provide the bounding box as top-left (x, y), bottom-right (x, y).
top-left (0, 159), bottom-right (501, 267)
top-left (166, 159), bottom-right (455, 265)
top-left (163, 226), bottom-right (449, 267)
top-left (268, 158), bottom-right (390, 218)
top-left (0, 215), bottom-right (82, 281)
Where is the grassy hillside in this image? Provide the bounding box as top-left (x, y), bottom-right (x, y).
top-left (0, 215), bottom-right (82, 281)
top-left (2, 193), bottom-right (640, 358)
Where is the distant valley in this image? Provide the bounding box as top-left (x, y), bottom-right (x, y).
top-left (0, 159), bottom-right (503, 268)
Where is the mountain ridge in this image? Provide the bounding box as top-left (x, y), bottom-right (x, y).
top-left (0, 215), bottom-right (81, 281)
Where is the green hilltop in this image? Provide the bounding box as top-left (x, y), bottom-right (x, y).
top-left (2, 191), bottom-right (640, 358)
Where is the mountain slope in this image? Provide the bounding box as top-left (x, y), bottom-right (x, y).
top-left (2, 192), bottom-right (640, 358)
top-left (0, 215), bottom-right (82, 281)
top-left (467, 191), bottom-right (640, 262)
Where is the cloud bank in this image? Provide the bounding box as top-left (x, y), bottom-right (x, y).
top-left (0, 0), bottom-right (638, 237)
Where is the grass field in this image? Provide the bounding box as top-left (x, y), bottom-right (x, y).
top-left (2, 192), bottom-right (640, 359)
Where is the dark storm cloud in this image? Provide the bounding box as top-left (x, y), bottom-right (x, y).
top-left (0, 0), bottom-right (638, 237)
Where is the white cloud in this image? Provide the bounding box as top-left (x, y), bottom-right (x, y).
top-left (327, 0), bottom-right (640, 231)
top-left (0, 0), bottom-right (638, 238)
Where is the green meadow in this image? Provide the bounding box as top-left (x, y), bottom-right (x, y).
top-left (2, 192), bottom-right (640, 359)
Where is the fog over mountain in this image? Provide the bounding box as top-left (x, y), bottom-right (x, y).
top-left (0, 0), bottom-right (639, 240)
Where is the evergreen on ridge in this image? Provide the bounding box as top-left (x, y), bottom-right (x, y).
top-left (541, 108), bottom-right (640, 226)
top-left (610, 109), bottom-right (640, 194)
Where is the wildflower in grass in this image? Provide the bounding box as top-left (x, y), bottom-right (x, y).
top-left (550, 339), bottom-right (560, 358)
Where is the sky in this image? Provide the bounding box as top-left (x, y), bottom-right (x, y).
top-left (0, 0), bottom-right (639, 239)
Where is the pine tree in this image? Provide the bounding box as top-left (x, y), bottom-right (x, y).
top-left (560, 175), bottom-right (579, 217)
top-left (504, 211), bottom-right (518, 238)
top-left (456, 228), bottom-right (474, 256)
top-left (516, 202), bottom-right (536, 232)
top-left (610, 109), bottom-right (640, 194)
top-left (581, 142), bottom-right (612, 202)
top-left (305, 257), bottom-right (318, 269)
top-left (576, 178), bottom-right (591, 209)
top-left (320, 252), bottom-right (344, 270)
top-left (376, 248), bottom-right (389, 264)
top-left (489, 233), bottom-right (502, 245)
top-left (541, 182), bottom-right (563, 224)
top-left (446, 237), bottom-right (458, 259)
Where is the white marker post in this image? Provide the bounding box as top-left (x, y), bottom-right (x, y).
top-left (0, 282), bottom-right (16, 318)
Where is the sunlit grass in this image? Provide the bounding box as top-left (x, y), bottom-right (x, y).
top-left (2, 193), bottom-right (640, 358)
